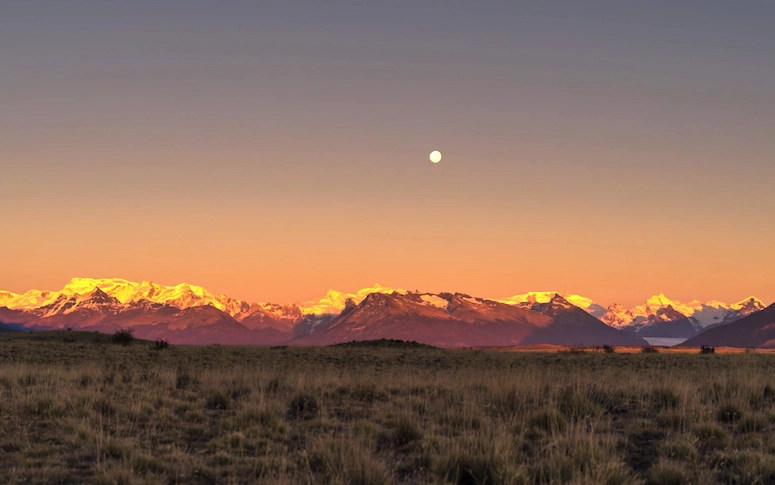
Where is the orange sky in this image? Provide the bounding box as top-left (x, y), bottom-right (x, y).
top-left (1, 1), bottom-right (774, 307)
top-left (2, 145), bottom-right (772, 307)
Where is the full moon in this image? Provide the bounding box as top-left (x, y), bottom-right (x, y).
top-left (429, 150), bottom-right (442, 163)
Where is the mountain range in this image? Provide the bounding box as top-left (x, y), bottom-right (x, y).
top-left (0, 278), bottom-right (769, 347)
top-left (679, 303), bottom-right (775, 349)
top-left (296, 292), bottom-right (646, 347)
top-left (600, 294), bottom-right (765, 338)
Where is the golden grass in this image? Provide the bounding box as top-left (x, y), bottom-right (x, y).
top-left (1, 332), bottom-right (775, 484)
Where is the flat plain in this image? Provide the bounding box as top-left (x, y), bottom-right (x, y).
top-left (2, 332), bottom-right (775, 484)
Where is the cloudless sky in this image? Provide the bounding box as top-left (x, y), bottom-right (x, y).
top-left (2, 0), bottom-right (774, 307)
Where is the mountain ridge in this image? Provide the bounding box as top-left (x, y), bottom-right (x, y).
top-left (296, 292), bottom-right (647, 347)
top-left (0, 278), bottom-right (652, 347)
top-left (0, 278), bottom-right (769, 344)
top-left (679, 303), bottom-right (775, 348)
top-left (601, 293), bottom-right (765, 338)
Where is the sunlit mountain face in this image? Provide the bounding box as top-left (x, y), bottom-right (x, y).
top-left (295, 292), bottom-right (647, 347)
top-left (497, 292), bottom-right (607, 318)
top-left (680, 302), bottom-right (775, 349)
top-left (0, 278), bottom-right (767, 346)
top-left (600, 294), bottom-right (765, 338)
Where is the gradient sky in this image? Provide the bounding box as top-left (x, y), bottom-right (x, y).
top-left (2, 1), bottom-right (774, 307)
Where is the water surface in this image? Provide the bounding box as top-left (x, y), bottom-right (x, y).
top-left (642, 337), bottom-right (688, 347)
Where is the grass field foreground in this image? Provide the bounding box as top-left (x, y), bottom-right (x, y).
top-left (2, 331), bottom-right (775, 484)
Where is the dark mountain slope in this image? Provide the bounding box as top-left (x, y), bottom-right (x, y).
top-left (680, 304), bottom-right (775, 348)
top-left (299, 292), bottom-right (647, 347)
top-left (518, 295), bottom-right (648, 346)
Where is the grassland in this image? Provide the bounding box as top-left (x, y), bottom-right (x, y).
top-left (3, 332), bottom-right (775, 484)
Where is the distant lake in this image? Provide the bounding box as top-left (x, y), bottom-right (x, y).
top-left (643, 337), bottom-right (687, 347)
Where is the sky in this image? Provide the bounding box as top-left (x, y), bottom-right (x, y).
top-left (1, 0), bottom-right (774, 307)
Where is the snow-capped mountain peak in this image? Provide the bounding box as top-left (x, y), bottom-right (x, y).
top-left (298, 284), bottom-right (407, 315)
top-left (497, 291), bottom-right (607, 318)
top-left (645, 293), bottom-right (675, 308)
top-left (0, 291), bottom-right (17, 307)
top-left (1, 277), bottom-right (251, 317)
top-left (1, 279), bottom-right (769, 342)
top-left (601, 293), bottom-right (767, 334)
top-left (731, 297), bottom-right (765, 312)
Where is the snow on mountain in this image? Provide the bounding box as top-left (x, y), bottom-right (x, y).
top-left (1, 277), bottom-right (252, 316)
top-left (730, 297), bottom-right (767, 315)
top-left (0, 291), bottom-right (16, 306)
top-left (601, 293), bottom-right (766, 332)
top-left (244, 302), bottom-right (303, 321)
top-left (298, 284), bottom-right (407, 315)
top-left (2, 280), bottom-right (765, 330)
top-left (601, 303), bottom-right (631, 327)
top-left (2, 279), bottom-right (408, 321)
top-left (419, 294), bottom-right (450, 309)
top-left (1, 289), bottom-right (61, 310)
top-left (680, 302), bottom-right (775, 349)
top-left (299, 291), bottom-right (647, 347)
top-left (1, 278), bottom-right (768, 343)
top-left (39, 288), bottom-right (121, 317)
top-left (498, 292), bottom-right (607, 318)
top-left (515, 294), bottom-right (648, 346)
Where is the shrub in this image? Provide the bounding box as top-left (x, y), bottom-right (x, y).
top-left (694, 423), bottom-right (730, 452)
top-left (348, 384), bottom-right (389, 403)
top-left (205, 390), bottom-right (231, 410)
top-left (228, 382), bottom-right (251, 401)
top-left (132, 455), bottom-right (168, 475)
top-left (641, 346), bottom-right (659, 354)
top-left (287, 393), bottom-right (319, 420)
top-left (264, 377), bottom-right (282, 394)
top-left (392, 419), bottom-right (423, 448)
top-left (308, 441), bottom-right (391, 485)
top-left (740, 414), bottom-right (768, 433)
top-left (92, 397), bottom-right (116, 417)
top-left (112, 327), bottom-right (135, 346)
top-left (661, 440), bottom-right (698, 462)
top-left (332, 339), bottom-right (434, 349)
top-left (603, 345), bottom-right (616, 354)
top-left (442, 453), bottom-right (521, 485)
top-left (699, 345), bottom-right (715, 354)
top-left (151, 338), bottom-right (170, 350)
top-left (711, 451), bottom-right (775, 485)
top-left (379, 419), bottom-right (423, 450)
top-left (646, 463), bottom-right (687, 485)
top-left (651, 387), bottom-right (681, 411)
top-left (529, 409), bottom-right (566, 434)
top-left (694, 423), bottom-right (728, 443)
top-left (176, 366), bottom-right (194, 390)
top-left (26, 397), bottom-right (62, 417)
top-left (717, 403), bottom-right (742, 423)
top-left (558, 392), bottom-right (601, 421)
top-left (751, 385), bottom-right (775, 410)
top-left (656, 411), bottom-right (689, 431)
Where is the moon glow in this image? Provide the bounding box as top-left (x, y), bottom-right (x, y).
top-left (430, 151), bottom-right (442, 163)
